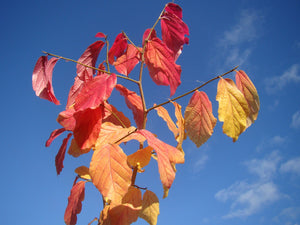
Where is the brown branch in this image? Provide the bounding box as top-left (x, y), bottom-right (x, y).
top-left (147, 65), bottom-right (239, 113)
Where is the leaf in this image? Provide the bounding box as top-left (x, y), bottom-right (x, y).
top-left (144, 31), bottom-right (181, 96)
top-left (154, 104), bottom-right (178, 138)
top-left (161, 3), bottom-right (189, 59)
top-left (55, 133), bottom-right (72, 175)
top-left (77, 40), bottom-right (105, 78)
top-left (73, 106), bottom-right (104, 149)
top-left (64, 181), bottom-right (86, 225)
top-left (115, 84), bottom-right (145, 129)
top-left (103, 102), bottom-right (131, 128)
top-left (68, 139), bottom-right (91, 157)
top-left (32, 55), bottom-right (60, 105)
top-left (89, 144), bottom-right (132, 203)
top-left (94, 122), bottom-right (137, 150)
top-left (172, 101), bottom-right (186, 151)
top-left (184, 91), bottom-right (217, 147)
top-left (113, 44), bottom-right (141, 76)
top-left (45, 128), bottom-right (66, 147)
top-left (109, 187), bottom-right (142, 225)
top-left (108, 33), bottom-right (127, 64)
top-left (137, 130), bottom-right (184, 189)
top-left (75, 166), bottom-right (91, 180)
top-left (216, 78), bottom-right (250, 142)
top-left (139, 190), bottom-right (160, 225)
top-left (235, 70), bottom-right (260, 128)
top-left (57, 107), bottom-right (76, 131)
top-left (95, 32), bottom-right (107, 38)
top-left (127, 146), bottom-right (153, 172)
top-left (74, 73), bottom-right (117, 111)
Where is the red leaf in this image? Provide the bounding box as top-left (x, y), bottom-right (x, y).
top-left (95, 32), bottom-right (107, 38)
top-left (108, 33), bottom-right (127, 64)
top-left (184, 91), bottom-right (217, 147)
top-left (115, 84), bottom-right (145, 129)
top-left (45, 128), bottom-right (66, 147)
top-left (77, 40), bottom-right (105, 79)
top-left (57, 107), bottom-right (76, 131)
top-left (137, 130), bottom-right (184, 189)
top-left (113, 44), bottom-right (141, 76)
top-left (64, 180), bottom-right (86, 225)
top-left (73, 105), bottom-right (104, 149)
top-left (144, 30), bottom-right (181, 96)
top-left (32, 56), bottom-right (60, 105)
top-left (55, 133), bottom-right (72, 175)
top-left (161, 3), bottom-right (189, 58)
top-left (74, 73), bottom-right (117, 111)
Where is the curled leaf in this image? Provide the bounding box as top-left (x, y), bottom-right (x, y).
top-left (75, 166), bottom-right (91, 180)
top-left (108, 33), bottom-right (127, 64)
top-left (55, 133), bottom-right (73, 175)
top-left (45, 128), bottom-right (66, 147)
top-left (127, 146), bottom-right (153, 172)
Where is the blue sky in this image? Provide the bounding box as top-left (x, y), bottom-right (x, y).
top-left (1, 0), bottom-right (300, 224)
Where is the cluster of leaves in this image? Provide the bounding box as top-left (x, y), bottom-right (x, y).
top-left (32, 2), bottom-right (259, 225)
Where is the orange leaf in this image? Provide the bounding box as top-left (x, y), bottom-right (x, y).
top-left (109, 187), bottom-right (142, 225)
top-left (113, 44), bottom-right (141, 76)
top-left (103, 102), bottom-right (131, 128)
top-left (64, 181), bottom-right (86, 225)
top-left (172, 101), bottom-right (186, 151)
top-left (75, 166), bottom-right (91, 180)
top-left (89, 144), bottom-right (132, 203)
top-left (137, 130), bottom-right (184, 189)
top-left (235, 70), bottom-right (260, 128)
top-left (68, 139), bottom-right (91, 158)
top-left (184, 91), bottom-right (217, 147)
top-left (139, 190), bottom-right (160, 225)
top-left (127, 146), bottom-right (153, 172)
top-left (154, 104), bottom-right (178, 138)
top-left (94, 122), bottom-right (138, 150)
top-left (216, 78), bottom-right (250, 142)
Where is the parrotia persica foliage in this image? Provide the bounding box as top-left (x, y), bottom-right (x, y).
top-left (32, 3), bottom-right (260, 225)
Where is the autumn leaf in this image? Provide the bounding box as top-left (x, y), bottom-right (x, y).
top-left (45, 128), bottom-right (66, 147)
top-left (115, 84), bottom-right (145, 129)
top-left (57, 107), bottom-right (76, 131)
top-left (216, 78), bottom-right (250, 141)
top-left (94, 122), bottom-right (138, 150)
top-left (154, 104), bottom-right (178, 138)
top-left (32, 55), bottom-right (60, 105)
top-left (73, 106), bottom-right (104, 149)
top-left (89, 144), bottom-right (132, 203)
top-left (108, 33), bottom-right (128, 64)
top-left (172, 101), bottom-right (186, 151)
top-left (161, 2), bottom-right (189, 59)
top-left (74, 73), bottom-right (117, 111)
top-left (113, 44), bottom-right (141, 76)
top-left (64, 180), bottom-right (86, 225)
top-left (144, 30), bottom-right (182, 96)
top-left (108, 187), bottom-right (142, 225)
top-left (75, 166), bottom-right (91, 180)
top-left (95, 32), bottom-right (107, 38)
top-left (235, 70), bottom-right (260, 128)
top-left (103, 102), bottom-right (131, 128)
top-left (68, 139), bottom-right (91, 158)
top-left (127, 146), bottom-right (153, 172)
top-left (137, 129), bottom-right (184, 189)
top-left (139, 190), bottom-right (160, 225)
top-left (184, 91), bottom-right (217, 147)
top-left (55, 133), bottom-right (73, 175)
top-left (77, 40), bottom-right (105, 78)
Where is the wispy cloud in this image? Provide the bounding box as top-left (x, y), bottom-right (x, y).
top-left (215, 151), bottom-right (282, 219)
top-left (217, 9), bottom-right (261, 67)
top-left (265, 64), bottom-right (300, 94)
top-left (256, 135), bottom-right (287, 152)
top-left (274, 207), bottom-right (300, 224)
top-left (280, 157), bottom-right (300, 175)
top-left (291, 110), bottom-right (300, 129)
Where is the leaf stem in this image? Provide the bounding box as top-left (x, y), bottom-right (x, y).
top-left (41, 51), bottom-right (139, 84)
top-left (147, 66), bottom-right (239, 112)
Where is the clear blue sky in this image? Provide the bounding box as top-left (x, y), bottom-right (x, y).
top-left (1, 0), bottom-right (300, 224)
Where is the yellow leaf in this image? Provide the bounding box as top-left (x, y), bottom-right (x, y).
top-left (139, 190), bottom-right (160, 225)
top-left (127, 146), bottom-right (153, 172)
top-left (75, 166), bottom-right (91, 180)
top-left (235, 70), bottom-right (260, 128)
top-left (172, 101), bottom-right (186, 152)
top-left (216, 78), bottom-right (250, 142)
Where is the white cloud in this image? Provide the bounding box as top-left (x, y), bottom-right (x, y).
top-left (291, 110), bottom-right (300, 129)
top-left (245, 151), bottom-right (281, 180)
top-left (215, 181), bottom-right (281, 218)
top-left (194, 153), bottom-right (209, 171)
top-left (256, 135), bottom-right (287, 152)
top-left (280, 157), bottom-right (300, 175)
top-left (265, 64), bottom-right (300, 94)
